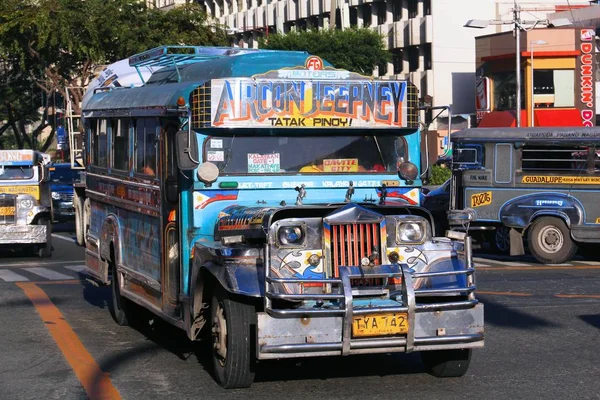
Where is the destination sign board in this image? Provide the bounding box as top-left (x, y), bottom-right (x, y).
top-left (209, 78), bottom-right (413, 129)
top-left (0, 150), bottom-right (36, 166)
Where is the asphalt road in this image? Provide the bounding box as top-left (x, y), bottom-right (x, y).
top-left (0, 226), bottom-right (598, 400)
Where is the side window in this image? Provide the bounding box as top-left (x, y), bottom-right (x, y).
top-left (135, 118), bottom-right (158, 176)
top-left (522, 145), bottom-right (591, 172)
top-left (93, 119), bottom-right (108, 167)
top-left (113, 119), bottom-right (130, 171)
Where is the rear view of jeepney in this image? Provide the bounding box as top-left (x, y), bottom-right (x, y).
top-left (181, 63), bottom-right (484, 388)
top-left (0, 150), bottom-right (53, 257)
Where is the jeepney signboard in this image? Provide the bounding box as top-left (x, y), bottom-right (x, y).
top-left (0, 150), bottom-right (35, 166)
top-left (0, 186), bottom-right (40, 199)
top-left (210, 78), bottom-right (410, 129)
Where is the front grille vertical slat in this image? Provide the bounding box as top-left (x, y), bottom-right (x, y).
top-left (359, 224), bottom-right (365, 260)
top-left (332, 225), bottom-right (339, 277)
top-left (339, 226), bottom-right (346, 269)
top-left (352, 224), bottom-right (359, 265)
top-left (345, 225), bottom-right (352, 266)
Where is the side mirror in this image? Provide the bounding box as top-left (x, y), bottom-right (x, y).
top-left (176, 130), bottom-right (200, 170)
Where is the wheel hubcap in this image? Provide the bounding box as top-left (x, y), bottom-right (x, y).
top-left (212, 302), bottom-right (227, 366)
top-left (538, 226), bottom-right (563, 254)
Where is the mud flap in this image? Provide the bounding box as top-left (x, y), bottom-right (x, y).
top-left (509, 228), bottom-right (525, 256)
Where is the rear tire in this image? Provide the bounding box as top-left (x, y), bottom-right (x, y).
top-left (528, 217), bottom-right (577, 264)
top-left (421, 349), bottom-right (472, 377)
top-left (492, 225), bottom-right (510, 254)
top-left (109, 262), bottom-right (130, 326)
top-left (74, 195), bottom-right (85, 246)
top-left (37, 218), bottom-right (52, 258)
top-left (211, 286), bottom-right (256, 389)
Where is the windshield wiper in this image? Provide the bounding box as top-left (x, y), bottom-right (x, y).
top-left (372, 136), bottom-right (386, 166)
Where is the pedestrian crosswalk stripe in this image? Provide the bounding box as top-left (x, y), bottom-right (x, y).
top-left (23, 267), bottom-right (73, 281)
top-left (0, 269), bottom-right (29, 282)
top-left (64, 265), bottom-right (87, 273)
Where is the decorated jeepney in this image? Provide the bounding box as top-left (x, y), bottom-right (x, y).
top-left (79, 46), bottom-right (483, 389)
top-left (0, 150), bottom-right (53, 257)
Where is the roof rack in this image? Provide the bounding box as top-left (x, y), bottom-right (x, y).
top-left (128, 45), bottom-right (237, 84)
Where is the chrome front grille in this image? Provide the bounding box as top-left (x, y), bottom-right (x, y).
top-left (330, 223), bottom-right (381, 276)
top-left (0, 194), bottom-right (16, 225)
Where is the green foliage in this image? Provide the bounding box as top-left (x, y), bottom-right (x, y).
top-left (0, 0), bottom-right (227, 150)
top-left (430, 165), bottom-right (452, 185)
top-left (259, 28), bottom-right (390, 75)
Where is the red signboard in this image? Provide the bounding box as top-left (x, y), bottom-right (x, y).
top-left (576, 28), bottom-right (596, 127)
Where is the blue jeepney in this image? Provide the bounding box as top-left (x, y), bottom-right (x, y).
top-left (80, 46), bottom-right (483, 388)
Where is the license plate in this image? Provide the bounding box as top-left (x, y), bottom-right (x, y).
top-left (0, 206), bottom-right (15, 216)
top-left (352, 312), bottom-right (409, 337)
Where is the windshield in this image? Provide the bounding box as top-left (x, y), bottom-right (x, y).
top-left (50, 167), bottom-right (79, 184)
top-left (0, 165), bottom-right (34, 180)
top-left (204, 136), bottom-right (407, 175)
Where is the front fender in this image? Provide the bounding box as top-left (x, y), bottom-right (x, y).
top-left (201, 262), bottom-right (264, 298)
top-left (499, 193), bottom-right (584, 229)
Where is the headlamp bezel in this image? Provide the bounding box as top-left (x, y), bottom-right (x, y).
top-left (394, 216), bottom-right (428, 244)
top-left (275, 221), bottom-right (307, 248)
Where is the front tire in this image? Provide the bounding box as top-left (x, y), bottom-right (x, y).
top-left (528, 217), bottom-right (577, 264)
top-left (421, 349), bottom-right (472, 377)
top-left (211, 286), bottom-right (256, 389)
top-left (492, 225), bottom-right (510, 254)
top-left (37, 218), bottom-right (52, 258)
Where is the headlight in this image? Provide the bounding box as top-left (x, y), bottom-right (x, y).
top-left (398, 161), bottom-right (419, 181)
top-left (52, 192), bottom-right (60, 200)
top-left (277, 225), bottom-right (305, 246)
top-left (20, 198), bottom-right (34, 209)
top-left (396, 221), bottom-right (425, 243)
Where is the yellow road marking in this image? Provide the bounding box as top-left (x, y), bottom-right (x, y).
top-left (17, 282), bottom-right (121, 400)
top-left (554, 294), bottom-right (600, 299)
top-left (478, 291), bottom-right (533, 297)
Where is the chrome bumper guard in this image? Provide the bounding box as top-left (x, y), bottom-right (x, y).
top-left (0, 224), bottom-right (47, 244)
top-left (260, 235), bottom-right (483, 359)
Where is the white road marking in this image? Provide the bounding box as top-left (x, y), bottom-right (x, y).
top-left (51, 233), bottom-right (76, 243)
top-left (475, 263), bottom-right (491, 268)
top-left (0, 260), bottom-right (84, 269)
top-left (0, 270), bottom-right (29, 282)
top-left (22, 267), bottom-right (73, 281)
top-left (574, 260), bottom-right (600, 266)
top-left (64, 265), bottom-right (87, 272)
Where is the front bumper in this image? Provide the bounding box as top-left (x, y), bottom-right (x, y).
top-left (259, 235), bottom-right (483, 360)
top-left (52, 200), bottom-right (75, 221)
top-left (257, 303), bottom-right (484, 359)
top-left (0, 224), bottom-right (47, 244)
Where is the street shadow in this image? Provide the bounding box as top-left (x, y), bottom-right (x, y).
top-left (479, 295), bottom-right (560, 329)
top-left (51, 222), bottom-right (75, 233)
top-left (579, 314), bottom-right (600, 329)
top-left (0, 295), bottom-right (69, 309)
top-left (81, 280), bottom-right (110, 310)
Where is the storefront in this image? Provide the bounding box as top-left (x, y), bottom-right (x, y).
top-left (475, 27), bottom-right (597, 127)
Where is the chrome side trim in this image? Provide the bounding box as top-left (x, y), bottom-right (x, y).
top-left (340, 267), bottom-right (353, 356)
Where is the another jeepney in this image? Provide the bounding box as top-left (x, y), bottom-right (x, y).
top-left (450, 127), bottom-right (600, 264)
top-left (0, 150), bottom-right (53, 257)
top-left (80, 46), bottom-right (484, 388)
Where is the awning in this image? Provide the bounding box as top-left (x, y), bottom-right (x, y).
top-left (478, 109), bottom-right (583, 127)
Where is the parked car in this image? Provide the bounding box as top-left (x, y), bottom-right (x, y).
top-left (422, 179), bottom-right (451, 235)
top-left (49, 163), bottom-right (79, 222)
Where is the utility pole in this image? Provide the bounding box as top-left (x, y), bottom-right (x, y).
top-left (514, 1), bottom-right (522, 127)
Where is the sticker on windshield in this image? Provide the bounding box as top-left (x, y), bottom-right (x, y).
top-left (210, 139), bottom-right (223, 149)
top-left (207, 151), bottom-right (224, 162)
top-left (248, 153), bottom-right (280, 173)
top-left (323, 158), bottom-right (359, 172)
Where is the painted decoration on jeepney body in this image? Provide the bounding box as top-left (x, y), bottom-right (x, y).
top-left (279, 249), bottom-right (324, 279)
top-left (209, 70), bottom-right (411, 128)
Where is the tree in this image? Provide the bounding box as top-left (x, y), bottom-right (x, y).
top-left (0, 0), bottom-right (227, 151)
top-left (259, 28), bottom-right (390, 75)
